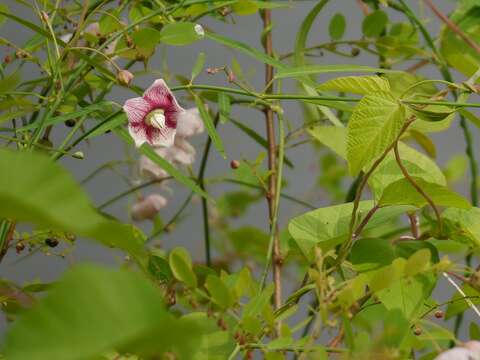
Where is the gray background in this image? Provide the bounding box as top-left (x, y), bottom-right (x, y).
top-left (1, 0), bottom-right (478, 340)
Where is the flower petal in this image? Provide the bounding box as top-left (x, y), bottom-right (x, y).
top-left (147, 126), bottom-right (176, 147)
top-left (123, 97), bottom-right (151, 124)
top-left (143, 79), bottom-right (183, 114)
top-left (176, 107), bottom-right (204, 138)
top-left (131, 194), bottom-right (168, 221)
top-left (170, 137), bottom-right (196, 165)
top-left (139, 155), bottom-right (169, 180)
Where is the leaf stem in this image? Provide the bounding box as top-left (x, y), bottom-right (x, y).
top-left (393, 142), bottom-right (442, 232)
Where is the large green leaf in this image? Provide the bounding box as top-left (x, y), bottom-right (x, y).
top-left (369, 142), bottom-right (446, 200)
top-left (347, 92), bottom-right (406, 175)
top-left (329, 13), bottom-right (346, 40)
top-left (160, 22), bottom-right (204, 46)
top-left (0, 149), bottom-right (145, 257)
top-left (379, 177), bottom-right (470, 209)
top-left (362, 10), bottom-right (388, 38)
top-left (288, 201), bottom-right (412, 257)
top-left (3, 265), bottom-right (201, 360)
top-left (317, 75), bottom-right (390, 95)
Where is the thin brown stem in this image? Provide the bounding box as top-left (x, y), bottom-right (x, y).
top-left (424, 0), bottom-right (480, 56)
top-left (393, 142), bottom-right (443, 232)
top-left (353, 205), bottom-right (379, 240)
top-left (261, 5), bottom-right (282, 332)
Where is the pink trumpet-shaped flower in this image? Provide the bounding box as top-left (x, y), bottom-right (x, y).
top-left (124, 79), bottom-right (185, 147)
top-left (131, 194), bottom-right (168, 221)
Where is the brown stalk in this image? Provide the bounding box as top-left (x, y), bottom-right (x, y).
top-left (261, 7), bottom-right (282, 326)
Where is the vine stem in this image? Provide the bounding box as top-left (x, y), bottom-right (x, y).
top-left (197, 114), bottom-right (219, 267)
top-left (261, 4), bottom-right (282, 332)
top-left (393, 142), bottom-right (443, 233)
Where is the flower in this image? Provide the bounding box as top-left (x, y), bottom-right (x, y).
top-left (434, 342), bottom-right (480, 360)
top-left (138, 137), bottom-right (196, 180)
top-left (124, 79), bottom-right (185, 148)
top-left (176, 107), bottom-right (204, 138)
top-left (131, 194), bottom-right (167, 221)
top-left (194, 24), bottom-right (205, 37)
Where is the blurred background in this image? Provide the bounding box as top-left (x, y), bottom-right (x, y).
top-left (1, 0), bottom-right (477, 337)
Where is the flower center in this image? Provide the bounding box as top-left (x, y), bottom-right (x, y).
top-left (146, 109), bottom-right (166, 129)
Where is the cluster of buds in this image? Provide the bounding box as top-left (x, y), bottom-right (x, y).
top-left (124, 79), bottom-right (205, 221)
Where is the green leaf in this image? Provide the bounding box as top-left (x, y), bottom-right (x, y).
top-left (440, 6), bottom-right (480, 77)
top-left (369, 142), bottom-right (446, 200)
top-left (232, 0), bottom-right (259, 15)
top-left (349, 238), bottom-right (395, 272)
top-left (460, 108), bottom-right (480, 128)
top-left (376, 275), bottom-right (434, 320)
top-left (99, 9), bottom-right (123, 34)
top-left (0, 71), bottom-right (20, 94)
top-left (132, 28), bottom-right (161, 57)
top-left (160, 22), bottom-right (204, 46)
top-left (194, 95), bottom-right (226, 158)
top-left (408, 105), bottom-right (456, 122)
top-left (243, 284), bottom-right (274, 318)
top-left (308, 125), bottom-right (347, 159)
top-left (470, 322), bottom-right (480, 340)
top-left (288, 201), bottom-right (412, 257)
top-left (217, 93), bottom-right (231, 124)
top-left (0, 4), bottom-right (8, 26)
top-left (182, 312), bottom-right (235, 360)
top-left (275, 64), bottom-right (394, 80)
top-left (86, 112), bottom-right (127, 139)
top-left (317, 75), bottom-right (390, 95)
top-left (0, 149), bottom-right (145, 257)
top-left (148, 255), bottom-right (174, 283)
top-left (169, 247), bottom-right (197, 288)
top-left (205, 275), bottom-right (232, 309)
top-left (379, 177), bottom-right (470, 209)
top-left (329, 13), bottom-right (346, 40)
top-left (116, 128), bottom-right (209, 199)
top-left (442, 207), bottom-right (480, 247)
top-left (347, 92), bottom-right (405, 175)
top-left (362, 10), bottom-right (388, 37)
top-left (4, 265), bottom-right (200, 360)
top-left (404, 249), bottom-right (431, 276)
top-left (191, 52), bottom-right (206, 82)
top-left (445, 283), bottom-right (480, 319)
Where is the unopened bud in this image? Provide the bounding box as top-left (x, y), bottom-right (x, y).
top-left (72, 151), bottom-right (84, 160)
top-left (434, 310), bottom-right (444, 319)
top-left (45, 238), bottom-right (59, 248)
top-left (227, 70), bottom-right (235, 83)
top-left (351, 47), bottom-right (360, 56)
top-left (15, 242), bottom-right (25, 254)
top-left (230, 160), bottom-right (240, 169)
top-left (4, 55), bottom-right (12, 64)
top-left (117, 70), bottom-right (134, 86)
top-left (40, 11), bottom-right (49, 23)
top-left (413, 327), bottom-right (422, 336)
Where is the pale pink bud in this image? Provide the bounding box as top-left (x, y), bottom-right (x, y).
top-left (131, 194), bottom-right (167, 221)
top-left (176, 108), bottom-right (204, 138)
top-left (117, 70), bottom-right (134, 87)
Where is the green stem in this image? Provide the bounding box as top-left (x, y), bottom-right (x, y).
top-left (197, 114), bottom-right (219, 267)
